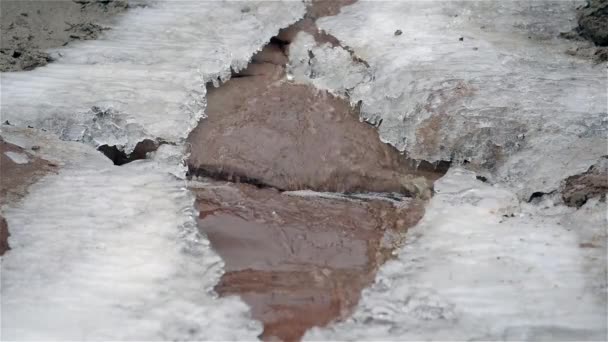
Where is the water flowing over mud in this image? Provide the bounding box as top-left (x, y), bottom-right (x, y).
top-left (186, 1), bottom-right (446, 339)
top-left (194, 182), bottom-right (426, 341)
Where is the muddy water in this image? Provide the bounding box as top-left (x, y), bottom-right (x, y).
top-left (194, 182), bottom-right (425, 341)
top-left (187, 1), bottom-right (446, 340)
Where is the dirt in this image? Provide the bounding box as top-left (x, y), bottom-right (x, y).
top-left (561, 157), bottom-right (607, 207)
top-left (0, 0), bottom-right (130, 72)
top-left (187, 2), bottom-right (446, 339)
top-left (194, 182), bottom-right (426, 341)
top-left (0, 137), bottom-right (55, 255)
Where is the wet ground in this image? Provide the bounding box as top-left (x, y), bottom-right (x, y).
top-left (194, 182), bottom-right (426, 341)
top-left (186, 1), bottom-right (446, 339)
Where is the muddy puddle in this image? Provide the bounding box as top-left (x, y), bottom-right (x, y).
top-left (186, 1), bottom-right (446, 340)
top-left (193, 182), bottom-right (426, 341)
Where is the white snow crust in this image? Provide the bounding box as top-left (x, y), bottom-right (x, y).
top-left (1, 0), bottom-right (305, 153)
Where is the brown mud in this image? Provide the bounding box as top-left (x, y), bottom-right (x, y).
top-left (194, 182), bottom-right (425, 341)
top-left (187, 1), bottom-right (447, 340)
top-left (187, 14), bottom-right (443, 196)
top-left (0, 137), bottom-right (55, 255)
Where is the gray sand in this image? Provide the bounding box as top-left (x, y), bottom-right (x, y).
top-left (0, 0), bottom-right (130, 72)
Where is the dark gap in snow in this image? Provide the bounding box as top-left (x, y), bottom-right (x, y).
top-left (528, 191), bottom-right (550, 203)
top-left (97, 139), bottom-right (157, 166)
top-left (187, 165), bottom-right (279, 190)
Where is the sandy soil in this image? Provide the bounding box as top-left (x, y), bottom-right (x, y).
top-left (0, 0), bottom-right (130, 72)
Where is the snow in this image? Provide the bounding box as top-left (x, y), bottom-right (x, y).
top-left (0, 0), bottom-right (305, 153)
top-left (0, 127), bottom-right (262, 340)
top-left (302, 0), bottom-right (607, 199)
top-left (0, 1), bottom-right (308, 339)
top-left (305, 168), bottom-right (607, 341)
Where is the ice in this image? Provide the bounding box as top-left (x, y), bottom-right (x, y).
top-left (1, 0), bottom-right (305, 153)
top-left (3, 151), bottom-right (30, 164)
top-left (1, 1), bottom-right (307, 339)
top-left (298, 0), bottom-right (607, 199)
top-left (305, 168), bottom-right (607, 340)
top-left (0, 127), bottom-right (262, 340)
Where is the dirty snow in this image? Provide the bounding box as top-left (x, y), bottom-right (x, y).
top-left (305, 168), bottom-right (607, 341)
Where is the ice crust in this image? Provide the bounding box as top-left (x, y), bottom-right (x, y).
top-left (291, 0), bottom-right (607, 199)
top-left (1, 1), bottom-right (306, 339)
top-left (0, 128), bottom-right (263, 341)
top-left (305, 168), bottom-right (607, 341)
top-left (1, 0), bottom-right (305, 153)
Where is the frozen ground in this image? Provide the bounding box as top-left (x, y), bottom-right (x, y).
top-left (1, 1), bottom-right (305, 339)
top-left (1, 0), bottom-right (606, 340)
top-left (291, 0), bottom-right (607, 199)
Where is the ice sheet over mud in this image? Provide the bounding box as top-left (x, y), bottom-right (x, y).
top-left (293, 0), bottom-right (607, 199)
top-left (1, 127), bottom-right (264, 340)
top-left (1, 0), bottom-right (305, 153)
top-left (1, 1), bottom-right (307, 339)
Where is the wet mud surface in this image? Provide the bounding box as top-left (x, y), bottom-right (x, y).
top-left (187, 1), bottom-right (447, 340)
top-left (0, 138), bottom-right (55, 255)
top-left (0, 0), bottom-right (129, 72)
top-left (194, 182), bottom-right (425, 341)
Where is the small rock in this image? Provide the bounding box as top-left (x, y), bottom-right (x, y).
top-left (31, 145), bottom-right (41, 151)
top-left (459, 37), bottom-right (464, 41)
top-left (394, 29), bottom-right (402, 36)
top-left (472, 47), bottom-right (478, 51)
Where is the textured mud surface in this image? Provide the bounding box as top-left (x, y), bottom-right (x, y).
top-left (0, 0), bottom-right (129, 72)
top-left (186, 0), bottom-right (436, 196)
top-left (0, 137), bottom-right (55, 255)
top-left (188, 1), bottom-right (444, 340)
top-left (194, 182), bottom-right (425, 341)
top-left (188, 77), bottom-right (439, 195)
